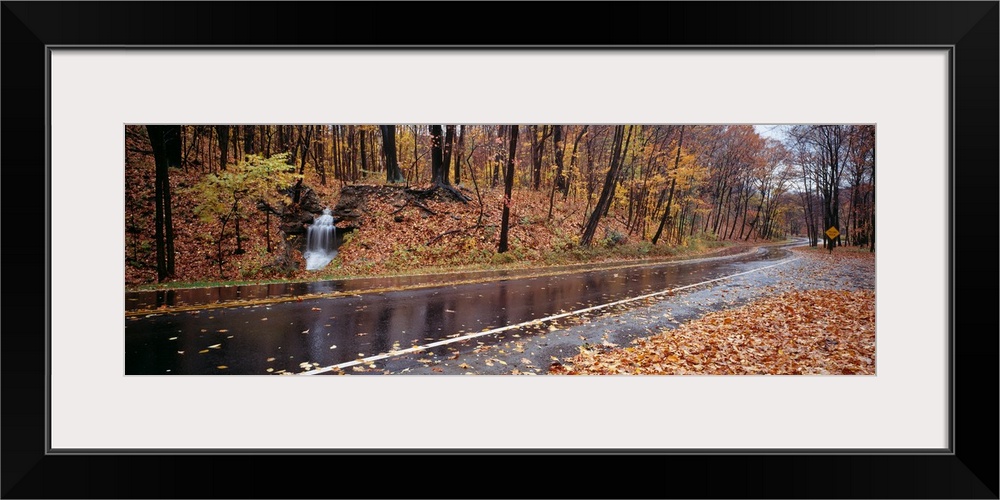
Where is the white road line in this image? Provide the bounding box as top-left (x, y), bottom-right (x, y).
top-left (301, 257), bottom-right (800, 375)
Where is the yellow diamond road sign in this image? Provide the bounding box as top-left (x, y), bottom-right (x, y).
top-left (825, 226), bottom-right (840, 240)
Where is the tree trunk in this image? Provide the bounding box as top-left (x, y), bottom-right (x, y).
top-left (581, 125), bottom-right (627, 246)
top-left (381, 125), bottom-right (404, 183)
top-left (292, 125), bottom-right (313, 204)
top-left (232, 125), bottom-right (242, 162)
top-left (498, 125), bottom-right (519, 253)
top-left (332, 126), bottom-right (342, 180)
top-left (530, 125), bottom-right (541, 190)
top-left (547, 124), bottom-right (566, 220)
top-left (869, 129), bottom-right (876, 252)
top-left (359, 127), bottom-right (368, 179)
top-left (430, 125), bottom-right (447, 185)
top-left (244, 124), bottom-right (255, 155)
top-left (215, 125), bottom-right (229, 170)
top-left (565, 125), bottom-right (588, 200)
top-left (493, 125), bottom-right (505, 187)
top-left (310, 125), bottom-right (326, 186)
top-left (346, 126), bottom-right (356, 181)
top-left (453, 125), bottom-right (464, 184)
top-left (265, 210), bottom-right (272, 253)
top-left (442, 125), bottom-right (455, 185)
top-left (652, 126), bottom-right (684, 244)
top-left (163, 128), bottom-right (179, 276)
top-left (208, 126), bottom-right (215, 171)
top-left (370, 128), bottom-right (379, 174)
top-left (192, 126), bottom-right (205, 172)
top-left (182, 125), bottom-right (199, 171)
top-left (411, 125), bottom-right (419, 185)
top-left (396, 125), bottom-right (405, 182)
top-left (146, 125), bottom-right (180, 281)
top-left (583, 130), bottom-right (600, 217)
top-left (529, 125), bottom-right (551, 191)
top-left (152, 130), bottom-right (167, 281)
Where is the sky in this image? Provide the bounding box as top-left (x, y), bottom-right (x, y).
top-left (754, 124), bottom-right (789, 143)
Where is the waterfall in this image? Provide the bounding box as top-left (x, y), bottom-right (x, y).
top-left (304, 208), bottom-right (337, 271)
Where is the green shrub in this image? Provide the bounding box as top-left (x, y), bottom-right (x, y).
top-left (338, 231), bottom-right (356, 247)
top-left (603, 229), bottom-right (627, 247)
top-left (491, 251), bottom-right (518, 265)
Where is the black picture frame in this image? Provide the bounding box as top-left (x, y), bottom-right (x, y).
top-left (3, 2), bottom-right (996, 498)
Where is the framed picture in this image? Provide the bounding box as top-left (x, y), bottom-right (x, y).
top-left (4, 2), bottom-right (996, 498)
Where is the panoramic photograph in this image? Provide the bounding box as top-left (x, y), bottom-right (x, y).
top-left (125, 124), bottom-right (875, 375)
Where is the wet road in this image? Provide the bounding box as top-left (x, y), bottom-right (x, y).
top-left (125, 244), bottom-right (797, 375)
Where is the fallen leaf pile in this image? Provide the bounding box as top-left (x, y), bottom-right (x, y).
top-left (554, 289), bottom-right (875, 375)
top-left (318, 186), bottom-right (640, 277)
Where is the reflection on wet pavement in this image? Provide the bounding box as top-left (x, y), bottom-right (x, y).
top-left (125, 246), bottom-right (793, 375)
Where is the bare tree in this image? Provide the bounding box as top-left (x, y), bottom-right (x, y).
top-left (530, 125), bottom-right (552, 190)
top-left (442, 125), bottom-right (455, 185)
top-left (215, 125), bottom-right (229, 170)
top-left (453, 125), bottom-right (464, 184)
top-left (381, 125), bottom-right (404, 183)
top-left (581, 125), bottom-right (630, 246)
top-left (498, 125), bottom-right (519, 253)
top-left (145, 125), bottom-right (180, 281)
top-left (652, 125), bottom-right (684, 245)
top-left (792, 125), bottom-right (849, 250)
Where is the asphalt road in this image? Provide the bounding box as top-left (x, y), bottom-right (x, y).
top-left (125, 243), bottom-right (802, 375)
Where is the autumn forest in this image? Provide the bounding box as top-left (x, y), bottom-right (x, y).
top-left (125, 124), bottom-right (875, 288)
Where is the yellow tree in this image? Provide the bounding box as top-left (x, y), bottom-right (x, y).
top-left (652, 126), bottom-right (685, 244)
top-left (189, 153), bottom-right (300, 278)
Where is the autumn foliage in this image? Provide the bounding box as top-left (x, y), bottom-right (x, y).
top-left (126, 124), bottom-right (874, 288)
top-left (554, 288), bottom-right (875, 375)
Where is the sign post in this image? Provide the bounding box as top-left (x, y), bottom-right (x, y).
top-left (825, 226), bottom-right (840, 253)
